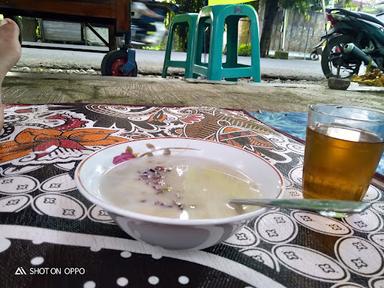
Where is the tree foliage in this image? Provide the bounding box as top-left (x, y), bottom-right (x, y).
top-left (164, 0), bottom-right (206, 50)
top-left (280, 0), bottom-right (325, 12)
top-left (173, 0), bottom-right (206, 13)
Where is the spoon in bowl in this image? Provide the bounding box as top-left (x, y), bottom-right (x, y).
top-left (229, 198), bottom-right (371, 217)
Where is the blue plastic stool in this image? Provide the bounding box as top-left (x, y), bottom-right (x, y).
top-left (162, 13), bottom-right (198, 79)
top-left (193, 4), bottom-right (261, 82)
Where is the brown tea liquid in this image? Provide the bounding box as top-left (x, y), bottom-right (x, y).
top-left (303, 124), bottom-right (384, 200)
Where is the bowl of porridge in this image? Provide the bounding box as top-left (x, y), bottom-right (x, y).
top-left (75, 138), bottom-right (284, 250)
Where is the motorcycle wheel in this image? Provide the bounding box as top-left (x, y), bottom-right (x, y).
top-left (321, 35), bottom-right (361, 79)
top-left (101, 50), bottom-right (138, 77)
top-left (310, 52), bottom-right (319, 61)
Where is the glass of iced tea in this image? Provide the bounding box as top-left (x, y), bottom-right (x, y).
top-left (303, 104), bottom-right (384, 201)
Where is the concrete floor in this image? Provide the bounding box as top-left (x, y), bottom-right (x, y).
top-left (2, 73), bottom-right (383, 112)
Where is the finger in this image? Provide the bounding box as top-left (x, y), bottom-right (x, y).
top-left (0, 18), bottom-right (20, 35)
top-left (0, 18), bottom-right (17, 27)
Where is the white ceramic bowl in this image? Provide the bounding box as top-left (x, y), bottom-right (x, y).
top-left (75, 138), bottom-right (284, 250)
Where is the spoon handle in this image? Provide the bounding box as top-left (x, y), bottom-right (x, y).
top-left (229, 198), bottom-right (371, 213)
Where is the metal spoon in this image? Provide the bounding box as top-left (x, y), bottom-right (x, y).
top-left (229, 198), bottom-right (371, 215)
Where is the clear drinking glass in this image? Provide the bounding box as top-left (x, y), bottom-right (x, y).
top-left (303, 104), bottom-right (384, 201)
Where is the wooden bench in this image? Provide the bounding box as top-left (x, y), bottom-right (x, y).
top-left (0, 0), bottom-right (131, 50)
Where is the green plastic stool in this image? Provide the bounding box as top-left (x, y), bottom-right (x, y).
top-left (193, 4), bottom-right (261, 82)
top-left (162, 13), bottom-right (198, 79)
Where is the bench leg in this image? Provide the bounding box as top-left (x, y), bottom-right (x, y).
top-left (108, 25), bottom-right (117, 51)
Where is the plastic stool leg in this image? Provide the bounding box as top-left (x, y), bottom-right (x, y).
top-left (250, 19), bottom-right (261, 82)
top-left (162, 23), bottom-right (176, 78)
top-left (185, 22), bottom-right (197, 78)
top-left (207, 18), bottom-right (224, 81)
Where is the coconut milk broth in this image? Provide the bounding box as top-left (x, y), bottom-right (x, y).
top-left (99, 155), bottom-right (261, 219)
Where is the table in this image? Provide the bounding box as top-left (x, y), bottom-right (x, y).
top-left (1, 104), bottom-right (384, 287)
top-left (0, 0), bottom-right (131, 50)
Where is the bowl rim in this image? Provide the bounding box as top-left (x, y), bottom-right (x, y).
top-left (75, 137), bottom-right (285, 226)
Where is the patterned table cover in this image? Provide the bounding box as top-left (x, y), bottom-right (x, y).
top-left (1, 104), bottom-right (384, 288)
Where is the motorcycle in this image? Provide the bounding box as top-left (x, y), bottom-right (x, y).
top-left (309, 39), bottom-right (325, 61)
top-left (100, 1), bottom-right (178, 76)
top-left (320, 8), bottom-right (384, 78)
top-left (130, 1), bottom-right (177, 48)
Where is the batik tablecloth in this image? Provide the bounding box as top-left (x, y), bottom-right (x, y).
top-left (1, 104), bottom-right (384, 288)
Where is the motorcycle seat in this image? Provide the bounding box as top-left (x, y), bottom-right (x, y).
top-left (356, 12), bottom-right (384, 27)
top-left (330, 8), bottom-right (384, 27)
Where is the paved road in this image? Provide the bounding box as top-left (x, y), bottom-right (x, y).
top-left (17, 46), bottom-right (325, 80)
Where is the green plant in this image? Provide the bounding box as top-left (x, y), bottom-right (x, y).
top-left (142, 43), bottom-right (166, 51)
top-left (238, 44), bottom-right (252, 56)
top-left (35, 22), bottom-right (41, 41)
